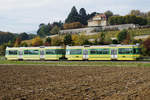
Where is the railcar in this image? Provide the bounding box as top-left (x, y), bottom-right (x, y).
top-left (5, 47), bottom-right (20, 60)
top-left (65, 46), bottom-right (85, 60)
top-left (65, 45), bottom-right (141, 61)
top-left (5, 46), bottom-right (65, 61)
top-left (5, 44), bottom-right (141, 61)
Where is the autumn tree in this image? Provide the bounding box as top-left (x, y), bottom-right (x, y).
top-left (51, 36), bottom-right (63, 46)
top-left (0, 43), bottom-right (8, 55)
top-left (44, 37), bottom-right (51, 46)
top-left (14, 37), bottom-right (21, 47)
top-left (141, 36), bottom-right (150, 56)
top-left (32, 36), bottom-right (43, 47)
top-left (72, 33), bottom-right (87, 46)
top-left (20, 42), bottom-right (28, 47)
top-left (122, 32), bottom-right (133, 44)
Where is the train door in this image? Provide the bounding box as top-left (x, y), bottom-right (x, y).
top-left (83, 49), bottom-right (89, 60)
top-left (111, 48), bottom-right (118, 60)
top-left (40, 50), bottom-right (45, 59)
top-left (18, 50), bottom-right (23, 60)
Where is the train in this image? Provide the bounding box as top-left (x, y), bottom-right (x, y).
top-left (5, 44), bottom-right (141, 61)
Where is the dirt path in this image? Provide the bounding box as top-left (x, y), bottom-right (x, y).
top-left (0, 65), bottom-right (150, 100)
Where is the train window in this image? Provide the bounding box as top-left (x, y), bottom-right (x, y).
top-left (103, 49), bottom-right (110, 54)
top-left (118, 48), bottom-right (133, 54)
top-left (133, 48), bottom-right (141, 54)
top-left (45, 49), bottom-right (56, 55)
top-left (90, 49), bottom-right (97, 54)
top-left (56, 49), bottom-right (65, 55)
top-left (90, 49), bottom-right (109, 54)
top-left (8, 50), bottom-right (18, 55)
top-left (45, 49), bottom-right (64, 55)
top-left (70, 49), bottom-right (82, 55)
top-left (24, 50), bottom-right (39, 55)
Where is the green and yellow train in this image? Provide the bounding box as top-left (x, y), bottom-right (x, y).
top-left (5, 44), bottom-right (141, 61)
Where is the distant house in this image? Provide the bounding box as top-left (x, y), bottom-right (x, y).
top-left (88, 14), bottom-right (107, 27)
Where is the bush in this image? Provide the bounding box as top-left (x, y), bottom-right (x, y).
top-left (64, 34), bottom-right (73, 45)
top-left (32, 36), bottom-right (43, 47)
top-left (141, 36), bottom-right (150, 56)
top-left (51, 36), bottom-right (63, 46)
top-left (63, 22), bottom-right (83, 29)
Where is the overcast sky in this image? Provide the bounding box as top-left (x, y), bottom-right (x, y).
top-left (0, 0), bottom-right (149, 33)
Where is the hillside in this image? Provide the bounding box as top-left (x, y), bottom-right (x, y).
top-left (22, 28), bottom-right (150, 46)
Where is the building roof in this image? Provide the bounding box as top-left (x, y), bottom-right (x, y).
top-left (88, 14), bottom-right (107, 22)
top-left (94, 14), bottom-right (106, 18)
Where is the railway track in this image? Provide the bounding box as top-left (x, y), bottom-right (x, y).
top-left (21, 60), bottom-right (150, 63)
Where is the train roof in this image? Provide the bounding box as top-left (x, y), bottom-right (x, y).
top-left (6, 46), bottom-right (64, 49)
top-left (66, 44), bottom-right (140, 48)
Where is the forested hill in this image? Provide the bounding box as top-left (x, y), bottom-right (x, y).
top-left (0, 31), bottom-right (16, 45)
top-left (0, 31), bottom-right (36, 46)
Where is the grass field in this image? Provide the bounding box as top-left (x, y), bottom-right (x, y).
top-left (1, 60), bottom-right (150, 67)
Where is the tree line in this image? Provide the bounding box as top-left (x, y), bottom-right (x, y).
top-left (36, 7), bottom-right (150, 37)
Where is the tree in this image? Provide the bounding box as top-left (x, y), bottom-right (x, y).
top-left (0, 43), bottom-right (7, 55)
top-left (64, 34), bottom-right (73, 45)
top-left (117, 29), bottom-right (128, 43)
top-left (28, 34), bottom-right (36, 40)
top-left (51, 36), bottom-right (63, 46)
top-left (32, 36), bottom-right (43, 46)
top-left (108, 16), bottom-right (117, 25)
top-left (83, 39), bottom-right (91, 45)
top-left (135, 16), bottom-right (147, 25)
top-left (20, 42), bottom-right (28, 47)
top-left (87, 12), bottom-right (97, 20)
top-left (37, 24), bottom-right (51, 37)
top-left (142, 36), bottom-right (150, 56)
top-left (79, 8), bottom-right (87, 25)
top-left (65, 6), bottom-right (80, 23)
top-left (122, 32), bottom-right (133, 44)
top-left (112, 39), bottom-right (119, 44)
top-left (147, 17), bottom-right (150, 25)
top-left (130, 10), bottom-right (145, 17)
top-left (105, 10), bottom-right (113, 19)
top-left (44, 37), bottom-right (51, 46)
top-left (108, 15), bottom-right (147, 25)
top-left (50, 26), bottom-right (60, 35)
top-left (99, 31), bottom-right (106, 45)
top-left (14, 37), bottom-right (21, 47)
top-left (19, 32), bottom-right (29, 41)
top-left (0, 32), bottom-right (16, 45)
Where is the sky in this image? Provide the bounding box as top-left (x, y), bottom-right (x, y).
top-left (0, 0), bottom-right (149, 33)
